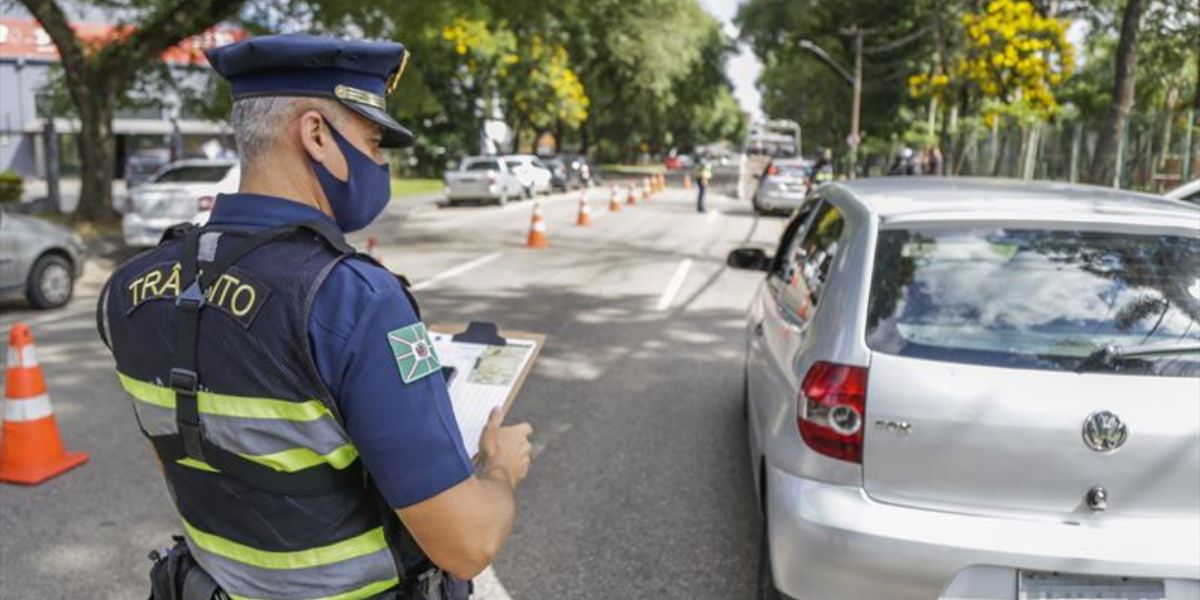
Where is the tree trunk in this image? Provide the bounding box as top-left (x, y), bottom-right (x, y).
top-left (1090, 0), bottom-right (1144, 185)
top-left (73, 78), bottom-right (117, 222)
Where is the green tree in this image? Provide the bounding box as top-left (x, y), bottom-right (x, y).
top-left (1090, 0), bottom-right (1145, 185)
top-left (17, 0), bottom-right (245, 222)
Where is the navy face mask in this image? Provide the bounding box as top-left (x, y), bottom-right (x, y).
top-left (309, 118), bottom-right (390, 233)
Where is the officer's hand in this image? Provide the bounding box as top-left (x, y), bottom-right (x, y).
top-left (479, 407), bottom-right (532, 490)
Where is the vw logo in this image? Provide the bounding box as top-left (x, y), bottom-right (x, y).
top-left (1082, 410), bottom-right (1128, 453)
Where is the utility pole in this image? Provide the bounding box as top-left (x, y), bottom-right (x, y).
top-left (849, 26), bottom-right (863, 178)
top-left (797, 36), bottom-right (861, 177)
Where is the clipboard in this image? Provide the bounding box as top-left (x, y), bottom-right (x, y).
top-left (428, 322), bottom-right (544, 457)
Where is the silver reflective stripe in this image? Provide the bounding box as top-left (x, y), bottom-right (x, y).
top-left (130, 395), bottom-right (352, 459)
top-left (133, 399), bottom-right (176, 436)
top-left (101, 283), bottom-right (113, 350)
top-left (186, 534), bottom-right (400, 600)
top-left (199, 232), bottom-right (222, 263)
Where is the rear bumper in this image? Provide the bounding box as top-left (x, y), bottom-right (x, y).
top-left (766, 464), bottom-right (1200, 600)
top-left (444, 185), bottom-right (505, 201)
top-left (122, 215), bottom-right (187, 247)
top-left (757, 190), bottom-right (807, 210)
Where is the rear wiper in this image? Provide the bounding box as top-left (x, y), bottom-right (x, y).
top-left (1075, 342), bottom-right (1200, 373)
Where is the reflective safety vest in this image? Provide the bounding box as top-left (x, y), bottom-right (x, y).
top-left (99, 221), bottom-right (424, 600)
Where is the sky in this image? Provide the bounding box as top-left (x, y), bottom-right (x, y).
top-left (698, 0), bottom-right (764, 121)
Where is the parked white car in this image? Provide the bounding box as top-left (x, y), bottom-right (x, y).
top-left (122, 159), bottom-right (238, 247)
top-left (443, 156), bottom-right (525, 205)
top-left (503, 154), bottom-right (553, 196)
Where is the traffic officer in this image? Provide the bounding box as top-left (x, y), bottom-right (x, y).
top-left (813, 148), bottom-right (835, 183)
top-left (694, 158), bottom-right (713, 212)
top-left (96, 34), bottom-right (532, 600)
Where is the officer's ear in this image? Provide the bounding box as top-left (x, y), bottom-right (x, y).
top-left (298, 109), bottom-right (333, 163)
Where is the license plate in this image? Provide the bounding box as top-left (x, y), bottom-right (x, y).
top-left (1018, 571), bottom-right (1165, 600)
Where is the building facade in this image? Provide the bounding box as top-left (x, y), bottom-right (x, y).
top-left (0, 6), bottom-right (242, 180)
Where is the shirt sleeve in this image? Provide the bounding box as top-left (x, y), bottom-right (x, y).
top-left (309, 261), bottom-right (473, 509)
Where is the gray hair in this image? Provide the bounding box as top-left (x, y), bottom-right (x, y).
top-left (230, 96), bottom-right (350, 170)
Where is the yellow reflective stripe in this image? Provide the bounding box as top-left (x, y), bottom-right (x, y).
top-left (182, 520), bottom-right (389, 571)
top-left (226, 577), bottom-right (400, 600)
top-left (240, 443), bottom-right (359, 472)
top-left (120, 373), bottom-right (175, 408)
top-left (200, 392), bottom-right (332, 422)
top-left (118, 373), bottom-right (333, 422)
top-left (176, 457), bottom-right (220, 473)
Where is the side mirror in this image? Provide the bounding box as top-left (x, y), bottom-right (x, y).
top-left (727, 247), bottom-right (771, 271)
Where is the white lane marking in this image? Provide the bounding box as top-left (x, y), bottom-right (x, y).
top-left (410, 252), bottom-right (503, 291)
top-left (4, 394), bottom-right (54, 422)
top-left (706, 209), bottom-right (720, 223)
top-left (474, 566), bottom-right (516, 600)
top-left (655, 258), bottom-right (693, 311)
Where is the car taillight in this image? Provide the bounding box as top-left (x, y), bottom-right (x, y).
top-left (487, 170), bottom-right (498, 185)
top-left (797, 361), bottom-right (867, 463)
top-left (197, 196), bottom-right (215, 211)
top-left (767, 165), bottom-right (779, 175)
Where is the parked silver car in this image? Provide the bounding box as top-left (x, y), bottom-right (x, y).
top-left (0, 210), bottom-right (87, 309)
top-left (443, 156), bottom-right (526, 205)
top-left (728, 178), bottom-right (1200, 600)
top-left (752, 158), bottom-right (812, 215)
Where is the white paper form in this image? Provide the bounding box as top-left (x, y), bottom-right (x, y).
top-left (430, 332), bottom-right (538, 457)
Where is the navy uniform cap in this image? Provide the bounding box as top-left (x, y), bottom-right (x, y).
top-left (205, 33), bottom-right (414, 148)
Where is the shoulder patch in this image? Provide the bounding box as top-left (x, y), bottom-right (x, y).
top-left (123, 261), bottom-right (271, 328)
top-left (387, 322), bottom-right (441, 384)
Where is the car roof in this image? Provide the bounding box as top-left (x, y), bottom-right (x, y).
top-left (163, 159), bottom-right (238, 168)
top-left (771, 158), bottom-right (812, 166)
top-left (830, 177), bottom-right (1200, 225)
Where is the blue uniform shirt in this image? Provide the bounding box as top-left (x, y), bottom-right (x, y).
top-left (207, 193), bottom-right (473, 508)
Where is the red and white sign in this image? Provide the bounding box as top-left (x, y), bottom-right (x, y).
top-left (0, 18), bottom-right (245, 65)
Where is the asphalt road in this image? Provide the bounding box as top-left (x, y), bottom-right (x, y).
top-left (0, 184), bottom-right (783, 599)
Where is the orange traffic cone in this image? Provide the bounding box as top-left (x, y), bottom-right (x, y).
top-left (576, 189), bottom-right (592, 226)
top-left (0, 324), bottom-right (88, 485)
top-left (609, 186), bottom-right (622, 212)
top-left (658, 173), bottom-right (666, 191)
top-left (527, 201), bottom-right (549, 248)
top-left (684, 173), bottom-right (693, 189)
top-left (626, 185), bottom-right (638, 206)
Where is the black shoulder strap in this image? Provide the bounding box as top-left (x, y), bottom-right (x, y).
top-left (165, 222), bottom-right (364, 496)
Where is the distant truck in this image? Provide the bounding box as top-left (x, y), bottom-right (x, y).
top-left (443, 156), bottom-right (527, 206)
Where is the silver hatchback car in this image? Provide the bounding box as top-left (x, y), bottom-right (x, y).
top-left (727, 178), bottom-right (1200, 600)
top-left (0, 209), bottom-right (87, 309)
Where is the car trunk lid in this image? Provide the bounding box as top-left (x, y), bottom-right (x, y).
top-left (863, 354), bottom-right (1200, 519)
top-left (130, 186), bottom-right (198, 220)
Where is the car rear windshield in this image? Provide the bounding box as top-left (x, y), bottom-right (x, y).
top-left (153, 165), bottom-right (231, 183)
top-left (775, 164), bottom-right (810, 178)
top-left (465, 160), bottom-right (499, 171)
top-left (866, 227), bottom-right (1200, 376)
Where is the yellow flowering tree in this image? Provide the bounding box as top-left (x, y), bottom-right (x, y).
top-left (502, 35), bottom-right (590, 139)
top-left (441, 18), bottom-right (589, 149)
top-left (957, 0), bottom-right (1074, 124)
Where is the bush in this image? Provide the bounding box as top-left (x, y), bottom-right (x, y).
top-left (0, 171), bottom-right (22, 204)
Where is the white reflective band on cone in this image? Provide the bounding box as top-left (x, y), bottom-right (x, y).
top-left (533, 221), bottom-right (546, 232)
top-left (6, 345), bottom-right (39, 369)
top-left (4, 394), bottom-right (54, 422)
